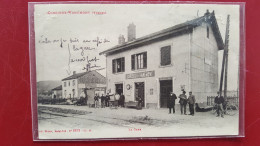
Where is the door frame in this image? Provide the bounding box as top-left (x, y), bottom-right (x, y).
top-left (158, 77), bottom-right (175, 108)
top-left (114, 82), bottom-right (124, 95)
top-left (134, 81), bottom-right (145, 108)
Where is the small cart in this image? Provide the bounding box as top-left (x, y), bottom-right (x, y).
top-left (109, 100), bottom-right (118, 109)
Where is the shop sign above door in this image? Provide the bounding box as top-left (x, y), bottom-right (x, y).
top-left (126, 71), bottom-right (155, 79)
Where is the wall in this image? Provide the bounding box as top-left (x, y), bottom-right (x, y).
top-left (190, 22), bottom-right (219, 103)
top-left (52, 90), bottom-right (62, 98)
top-left (62, 79), bottom-right (78, 98)
top-left (106, 33), bottom-right (191, 108)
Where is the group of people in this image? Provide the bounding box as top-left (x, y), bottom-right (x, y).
top-left (94, 93), bottom-right (110, 108)
top-left (168, 90), bottom-right (196, 116)
top-left (94, 93), bottom-right (125, 108)
top-left (168, 90), bottom-right (226, 118)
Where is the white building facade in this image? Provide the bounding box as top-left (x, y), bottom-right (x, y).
top-left (62, 71), bottom-right (106, 103)
top-left (100, 11), bottom-right (224, 108)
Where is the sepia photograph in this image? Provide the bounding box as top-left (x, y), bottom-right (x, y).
top-left (30, 2), bottom-right (242, 140)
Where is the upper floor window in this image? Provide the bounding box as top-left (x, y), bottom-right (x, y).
top-left (68, 81), bottom-right (70, 86)
top-left (72, 80), bottom-right (75, 86)
top-left (160, 46), bottom-right (171, 66)
top-left (207, 26), bottom-right (209, 38)
top-left (112, 57), bottom-right (125, 73)
top-left (131, 52), bottom-right (147, 70)
top-left (64, 82), bottom-right (66, 87)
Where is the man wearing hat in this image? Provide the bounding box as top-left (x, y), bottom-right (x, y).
top-left (214, 91), bottom-right (225, 118)
top-left (168, 91), bottom-right (177, 114)
top-left (179, 90), bottom-right (188, 115)
top-left (187, 91), bottom-right (196, 116)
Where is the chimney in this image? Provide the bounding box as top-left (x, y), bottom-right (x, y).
top-left (127, 23), bottom-right (136, 42)
top-left (73, 71), bottom-right (76, 75)
top-left (118, 34), bottom-right (125, 45)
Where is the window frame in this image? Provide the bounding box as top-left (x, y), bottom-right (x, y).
top-left (112, 57), bottom-right (125, 73)
top-left (131, 51), bottom-right (147, 70)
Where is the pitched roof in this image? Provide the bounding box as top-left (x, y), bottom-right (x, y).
top-left (62, 72), bottom-right (88, 81)
top-left (100, 11), bottom-right (224, 56)
top-left (61, 70), bottom-right (105, 81)
top-left (52, 85), bottom-right (62, 90)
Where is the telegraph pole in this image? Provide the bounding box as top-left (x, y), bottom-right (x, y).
top-left (223, 15), bottom-right (230, 99)
top-left (219, 15), bottom-right (230, 98)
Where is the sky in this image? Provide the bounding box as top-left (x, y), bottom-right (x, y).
top-left (34, 3), bottom-right (240, 90)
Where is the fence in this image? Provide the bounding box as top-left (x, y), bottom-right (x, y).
top-left (207, 96), bottom-right (239, 106)
top-left (38, 98), bottom-right (67, 104)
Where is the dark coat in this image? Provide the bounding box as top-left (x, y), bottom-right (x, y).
top-left (187, 95), bottom-right (196, 105)
top-left (120, 95), bottom-right (125, 102)
top-left (179, 94), bottom-right (187, 105)
top-left (101, 95), bottom-right (105, 102)
top-left (214, 96), bottom-right (224, 104)
top-left (105, 95), bottom-right (110, 101)
top-left (94, 96), bottom-right (99, 101)
top-left (168, 93), bottom-right (177, 108)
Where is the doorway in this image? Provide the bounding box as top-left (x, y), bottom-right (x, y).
top-left (135, 82), bottom-right (145, 107)
top-left (115, 83), bottom-right (123, 95)
top-left (160, 80), bottom-right (172, 108)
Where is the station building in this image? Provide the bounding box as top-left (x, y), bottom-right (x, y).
top-left (100, 10), bottom-right (224, 108)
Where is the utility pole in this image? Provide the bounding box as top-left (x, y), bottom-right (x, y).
top-left (219, 15), bottom-right (230, 99)
top-left (224, 15), bottom-right (230, 99)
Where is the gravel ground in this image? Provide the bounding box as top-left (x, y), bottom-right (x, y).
top-left (37, 104), bottom-right (239, 139)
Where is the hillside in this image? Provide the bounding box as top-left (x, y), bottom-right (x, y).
top-left (37, 80), bottom-right (61, 94)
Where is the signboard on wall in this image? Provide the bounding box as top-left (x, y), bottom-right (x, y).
top-left (126, 71), bottom-right (155, 79)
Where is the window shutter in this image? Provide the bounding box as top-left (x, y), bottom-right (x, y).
top-left (161, 46), bottom-right (171, 66)
top-left (112, 59), bottom-right (116, 73)
top-left (121, 57), bottom-right (125, 72)
top-left (131, 55), bottom-right (135, 70)
top-left (143, 52), bottom-right (147, 68)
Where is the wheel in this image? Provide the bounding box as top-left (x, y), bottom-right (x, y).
top-left (225, 104), bottom-right (238, 116)
top-left (211, 105), bottom-right (217, 115)
top-left (226, 109), bottom-right (237, 116)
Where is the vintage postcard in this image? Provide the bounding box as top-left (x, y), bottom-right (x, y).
top-left (29, 2), bottom-right (243, 140)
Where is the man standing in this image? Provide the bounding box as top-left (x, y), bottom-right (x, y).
top-left (168, 92), bottom-right (177, 114)
top-left (179, 90), bottom-right (187, 115)
top-left (94, 93), bottom-right (99, 108)
top-left (215, 91), bottom-right (225, 118)
top-left (120, 93), bottom-right (125, 107)
top-left (187, 91), bottom-right (196, 116)
top-left (136, 96), bottom-right (142, 110)
top-left (105, 93), bottom-right (110, 107)
top-left (114, 93), bottom-right (120, 107)
top-left (101, 94), bottom-right (105, 108)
